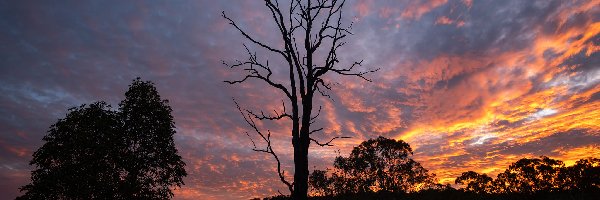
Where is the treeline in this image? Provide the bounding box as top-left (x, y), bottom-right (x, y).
top-left (256, 136), bottom-right (600, 200)
top-left (455, 156), bottom-right (600, 194)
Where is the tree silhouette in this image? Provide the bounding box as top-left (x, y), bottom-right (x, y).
top-left (18, 78), bottom-right (186, 200)
top-left (18, 102), bottom-right (123, 199)
top-left (453, 156), bottom-right (600, 195)
top-left (308, 169), bottom-right (333, 196)
top-left (455, 171), bottom-right (493, 194)
top-left (309, 136), bottom-right (437, 196)
top-left (264, 151), bottom-right (600, 199)
top-left (118, 78), bottom-right (187, 199)
top-left (222, 0), bottom-right (377, 199)
top-left (558, 158), bottom-right (600, 191)
top-left (494, 156), bottom-right (563, 194)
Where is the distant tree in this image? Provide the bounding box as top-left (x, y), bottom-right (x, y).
top-left (222, 0), bottom-right (377, 199)
top-left (18, 78), bottom-right (186, 199)
top-left (455, 171), bottom-right (493, 194)
top-left (453, 156), bottom-right (600, 195)
top-left (309, 137), bottom-right (436, 195)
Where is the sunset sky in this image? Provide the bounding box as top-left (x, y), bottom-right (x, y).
top-left (1, 0), bottom-right (600, 199)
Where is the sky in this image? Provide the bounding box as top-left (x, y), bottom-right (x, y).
top-left (0, 0), bottom-right (599, 199)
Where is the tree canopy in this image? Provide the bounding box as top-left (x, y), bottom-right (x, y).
top-left (18, 102), bottom-right (123, 199)
top-left (309, 136), bottom-right (438, 196)
top-left (305, 137), bottom-right (600, 199)
top-left (18, 78), bottom-right (186, 200)
top-left (454, 171), bottom-right (493, 194)
top-left (455, 156), bottom-right (600, 195)
top-left (495, 156), bottom-right (564, 193)
top-left (561, 158), bottom-right (600, 191)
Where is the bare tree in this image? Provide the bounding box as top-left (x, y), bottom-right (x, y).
top-left (223, 0), bottom-right (377, 199)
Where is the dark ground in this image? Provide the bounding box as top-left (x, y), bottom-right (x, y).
top-left (259, 189), bottom-right (600, 200)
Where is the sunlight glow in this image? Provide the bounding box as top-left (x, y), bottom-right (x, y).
top-left (530, 109), bottom-right (558, 120)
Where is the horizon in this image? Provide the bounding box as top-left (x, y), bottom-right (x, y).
top-left (1, 0), bottom-right (599, 199)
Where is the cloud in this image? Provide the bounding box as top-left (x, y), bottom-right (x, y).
top-left (0, 0), bottom-right (599, 199)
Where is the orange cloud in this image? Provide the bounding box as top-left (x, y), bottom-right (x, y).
top-left (401, 0), bottom-right (448, 20)
top-left (435, 16), bottom-right (465, 27)
top-left (383, 2), bottom-right (600, 186)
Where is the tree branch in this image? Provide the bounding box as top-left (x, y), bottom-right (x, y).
top-left (247, 100), bottom-right (292, 121)
top-left (309, 127), bottom-right (324, 135)
top-left (310, 136), bottom-right (351, 147)
top-left (222, 11), bottom-right (286, 58)
top-left (234, 100), bottom-right (294, 193)
top-left (223, 45), bottom-right (293, 100)
top-left (310, 106), bottom-right (322, 124)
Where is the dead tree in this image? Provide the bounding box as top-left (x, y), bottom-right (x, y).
top-left (223, 0), bottom-right (377, 199)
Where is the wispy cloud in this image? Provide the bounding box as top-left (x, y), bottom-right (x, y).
top-left (0, 0), bottom-right (599, 199)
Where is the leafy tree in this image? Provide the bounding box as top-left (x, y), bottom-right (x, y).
top-left (309, 169), bottom-right (333, 196)
top-left (222, 0), bottom-right (377, 199)
top-left (493, 156), bottom-right (563, 194)
top-left (18, 78), bottom-right (186, 199)
top-left (454, 156), bottom-right (600, 195)
top-left (558, 158), bottom-right (600, 191)
top-left (118, 78), bottom-right (187, 199)
top-left (455, 171), bottom-right (493, 194)
top-left (309, 137), bottom-right (436, 195)
top-left (17, 102), bottom-right (123, 199)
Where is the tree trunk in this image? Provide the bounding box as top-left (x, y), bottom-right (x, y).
top-left (292, 139), bottom-right (309, 200)
top-left (293, 96), bottom-right (313, 199)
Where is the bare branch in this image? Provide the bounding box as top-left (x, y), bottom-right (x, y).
top-left (309, 127), bottom-right (324, 135)
top-left (234, 100), bottom-right (294, 193)
top-left (222, 11), bottom-right (286, 58)
top-left (310, 106), bottom-right (322, 124)
top-left (314, 78), bottom-right (333, 100)
top-left (329, 60), bottom-right (380, 82)
top-left (310, 136), bottom-right (351, 147)
top-left (246, 100), bottom-right (292, 121)
top-left (223, 45), bottom-right (293, 100)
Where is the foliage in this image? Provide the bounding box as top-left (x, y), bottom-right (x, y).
top-left (18, 78), bottom-right (186, 200)
top-left (494, 156), bottom-right (564, 193)
top-left (309, 136), bottom-right (437, 196)
top-left (455, 156), bottom-right (600, 195)
top-left (303, 137), bottom-right (600, 199)
top-left (118, 78), bottom-right (187, 198)
top-left (265, 154), bottom-right (600, 200)
top-left (260, 188), bottom-right (600, 200)
top-left (455, 171), bottom-right (493, 194)
top-left (263, 136), bottom-right (600, 200)
top-left (18, 102), bottom-right (123, 199)
top-left (559, 158), bottom-right (600, 191)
